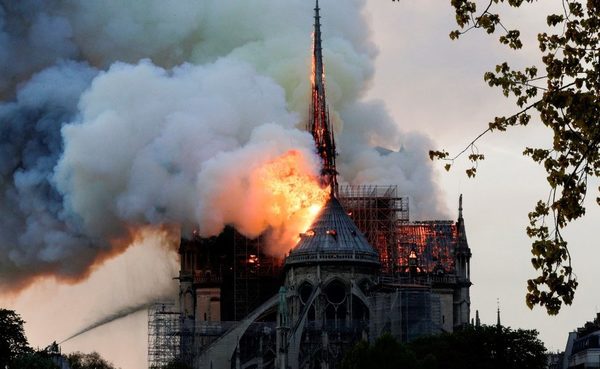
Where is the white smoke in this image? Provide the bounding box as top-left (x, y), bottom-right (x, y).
top-left (0, 0), bottom-right (448, 289)
top-left (0, 1), bottom-right (374, 99)
top-left (54, 59), bottom-right (316, 239)
top-left (337, 100), bottom-right (448, 219)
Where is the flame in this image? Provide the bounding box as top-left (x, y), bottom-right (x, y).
top-left (256, 150), bottom-right (329, 255)
top-left (311, 32), bottom-right (315, 86)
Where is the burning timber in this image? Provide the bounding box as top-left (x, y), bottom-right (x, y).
top-left (148, 2), bottom-right (471, 369)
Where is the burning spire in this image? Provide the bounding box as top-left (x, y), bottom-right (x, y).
top-left (308, 0), bottom-right (338, 196)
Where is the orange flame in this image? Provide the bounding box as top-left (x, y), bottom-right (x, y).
top-left (311, 32), bottom-right (315, 86)
top-left (256, 150), bottom-right (328, 255)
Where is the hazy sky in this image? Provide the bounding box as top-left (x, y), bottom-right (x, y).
top-left (2, 1), bottom-right (600, 369)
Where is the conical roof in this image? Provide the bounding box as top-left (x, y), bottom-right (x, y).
top-left (285, 196), bottom-right (380, 267)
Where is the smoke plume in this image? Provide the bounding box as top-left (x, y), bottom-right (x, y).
top-left (0, 0), bottom-right (448, 292)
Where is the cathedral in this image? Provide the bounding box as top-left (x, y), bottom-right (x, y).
top-left (149, 2), bottom-right (472, 368)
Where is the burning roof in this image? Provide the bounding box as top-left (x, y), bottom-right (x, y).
top-left (286, 196), bottom-right (380, 267)
top-left (396, 221), bottom-right (458, 274)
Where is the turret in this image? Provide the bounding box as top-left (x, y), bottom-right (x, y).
top-left (455, 194), bottom-right (471, 280)
top-left (497, 299), bottom-right (502, 328)
top-left (453, 194), bottom-right (472, 328)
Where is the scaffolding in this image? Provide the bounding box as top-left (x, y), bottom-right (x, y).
top-left (339, 185), bottom-right (409, 274)
top-left (400, 288), bottom-right (433, 342)
top-left (338, 185), bottom-right (459, 276)
top-left (233, 233), bottom-right (263, 320)
top-left (369, 283), bottom-right (435, 343)
top-left (166, 186), bottom-right (462, 366)
top-left (148, 302), bottom-right (181, 368)
top-left (233, 233), bottom-right (283, 321)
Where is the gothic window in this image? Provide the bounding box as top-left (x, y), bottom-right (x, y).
top-left (324, 280), bottom-right (346, 305)
top-left (299, 281), bottom-right (314, 305)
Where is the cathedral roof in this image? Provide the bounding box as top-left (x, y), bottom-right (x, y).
top-left (285, 196), bottom-right (380, 267)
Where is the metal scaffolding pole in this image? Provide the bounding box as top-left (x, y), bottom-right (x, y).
top-left (339, 184), bottom-right (409, 275)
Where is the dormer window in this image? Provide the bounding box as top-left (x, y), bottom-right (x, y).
top-left (408, 250), bottom-right (418, 266)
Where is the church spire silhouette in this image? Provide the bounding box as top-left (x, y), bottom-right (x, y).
top-left (308, 0), bottom-right (338, 196)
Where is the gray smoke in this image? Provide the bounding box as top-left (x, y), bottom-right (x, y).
top-left (0, 61), bottom-right (99, 287)
top-left (0, 0), bottom-right (448, 291)
top-left (337, 100), bottom-right (448, 219)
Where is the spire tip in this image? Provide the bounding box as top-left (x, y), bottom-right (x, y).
top-left (496, 298), bottom-right (501, 327)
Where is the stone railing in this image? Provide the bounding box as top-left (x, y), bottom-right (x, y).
top-left (285, 250), bottom-right (380, 266)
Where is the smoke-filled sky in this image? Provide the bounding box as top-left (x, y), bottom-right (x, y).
top-left (0, 0), bottom-right (445, 293)
top-left (1, 1), bottom-right (599, 368)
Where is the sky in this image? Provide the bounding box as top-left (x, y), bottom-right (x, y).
top-left (1, 1), bottom-right (600, 368)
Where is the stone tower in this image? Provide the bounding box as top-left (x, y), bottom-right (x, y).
top-left (453, 194), bottom-right (472, 328)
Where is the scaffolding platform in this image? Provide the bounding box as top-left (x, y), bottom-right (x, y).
top-left (339, 184), bottom-right (409, 274)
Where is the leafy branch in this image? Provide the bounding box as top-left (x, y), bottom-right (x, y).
top-left (434, 0), bottom-right (600, 314)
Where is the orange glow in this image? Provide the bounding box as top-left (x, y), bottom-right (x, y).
top-left (311, 32), bottom-right (315, 86)
top-left (248, 254), bottom-right (259, 265)
top-left (0, 225), bottom-right (179, 296)
top-left (396, 223), bottom-right (456, 272)
top-left (256, 150), bottom-right (329, 255)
